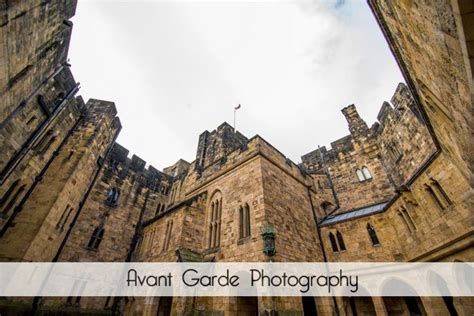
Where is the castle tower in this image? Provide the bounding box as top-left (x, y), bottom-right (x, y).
top-left (341, 104), bottom-right (369, 136)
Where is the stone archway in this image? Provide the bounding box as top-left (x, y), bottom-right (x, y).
top-left (381, 278), bottom-right (426, 316)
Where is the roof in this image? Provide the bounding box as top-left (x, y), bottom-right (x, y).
top-left (319, 201), bottom-right (389, 226)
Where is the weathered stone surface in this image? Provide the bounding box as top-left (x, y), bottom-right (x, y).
top-left (0, 1), bottom-right (472, 315)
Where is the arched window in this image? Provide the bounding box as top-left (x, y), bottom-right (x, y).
top-left (87, 227), bottom-right (105, 250)
top-left (329, 232), bottom-right (339, 252)
top-left (426, 179), bottom-right (452, 210)
top-left (362, 167), bottom-right (372, 180)
top-left (239, 203), bottom-right (251, 239)
top-left (162, 221), bottom-right (173, 251)
top-left (356, 169), bottom-right (365, 182)
top-left (367, 223), bottom-right (380, 246)
top-left (397, 208), bottom-right (416, 233)
top-left (106, 188), bottom-right (120, 206)
top-left (336, 231), bottom-right (346, 251)
top-left (56, 204), bottom-right (74, 231)
top-left (208, 192), bottom-right (222, 249)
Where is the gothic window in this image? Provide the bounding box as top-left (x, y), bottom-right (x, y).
top-left (336, 231), bottom-right (346, 251)
top-left (367, 223), bottom-right (380, 246)
top-left (56, 204), bottom-right (74, 231)
top-left (0, 181), bottom-right (26, 216)
top-left (362, 167), bottom-right (372, 180)
top-left (105, 187), bottom-right (120, 206)
top-left (356, 167), bottom-right (372, 182)
top-left (162, 221), bottom-right (173, 252)
top-left (87, 227), bottom-right (104, 250)
top-left (425, 179), bottom-right (452, 210)
top-left (329, 232), bottom-right (338, 252)
top-left (397, 208), bottom-right (416, 234)
top-left (239, 203), bottom-right (251, 239)
top-left (208, 192), bottom-right (222, 249)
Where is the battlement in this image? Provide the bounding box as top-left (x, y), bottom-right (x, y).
top-left (105, 143), bottom-right (173, 188)
top-left (195, 121), bottom-right (248, 171)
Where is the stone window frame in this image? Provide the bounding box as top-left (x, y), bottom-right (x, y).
top-left (396, 207), bottom-right (417, 234)
top-left (239, 203), bottom-right (251, 241)
top-left (329, 232), bottom-right (339, 252)
top-left (207, 191), bottom-right (222, 250)
top-left (162, 220), bottom-right (173, 252)
top-left (356, 166), bottom-right (373, 182)
top-left (105, 187), bottom-right (120, 206)
top-left (56, 204), bottom-right (74, 232)
top-left (424, 179), bottom-right (452, 211)
top-left (87, 227), bottom-right (105, 250)
top-left (367, 223), bottom-right (381, 246)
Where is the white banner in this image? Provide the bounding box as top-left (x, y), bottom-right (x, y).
top-left (0, 262), bottom-right (471, 297)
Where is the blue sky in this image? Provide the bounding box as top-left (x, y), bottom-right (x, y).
top-left (69, 0), bottom-right (404, 169)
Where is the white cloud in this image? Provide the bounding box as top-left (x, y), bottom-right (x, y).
top-left (69, 0), bottom-right (404, 169)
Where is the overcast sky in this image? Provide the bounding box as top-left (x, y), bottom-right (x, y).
top-left (69, 0), bottom-right (404, 170)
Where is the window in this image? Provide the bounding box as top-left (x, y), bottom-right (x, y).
top-left (87, 227), bottom-right (105, 250)
top-left (239, 203), bottom-right (251, 239)
top-left (397, 208), bottom-right (416, 233)
top-left (336, 231), bottom-right (346, 251)
top-left (56, 204), bottom-right (74, 231)
top-left (356, 167), bottom-right (372, 182)
top-left (162, 221), bottom-right (173, 252)
top-left (329, 232), bottom-right (338, 252)
top-left (425, 179), bottom-right (452, 210)
top-left (156, 203), bottom-right (162, 216)
top-left (367, 223), bottom-right (380, 246)
top-left (208, 192), bottom-right (222, 249)
top-left (362, 167), bottom-right (372, 180)
top-left (106, 188), bottom-right (120, 206)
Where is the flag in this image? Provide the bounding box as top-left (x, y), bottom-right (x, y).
top-left (234, 104), bottom-right (241, 110)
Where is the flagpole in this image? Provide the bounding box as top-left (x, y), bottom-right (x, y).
top-left (234, 104), bottom-right (241, 133)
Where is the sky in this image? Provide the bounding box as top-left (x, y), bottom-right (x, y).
top-left (69, 0), bottom-right (405, 170)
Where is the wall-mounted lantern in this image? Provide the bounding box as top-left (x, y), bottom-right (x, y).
top-left (261, 225), bottom-right (276, 257)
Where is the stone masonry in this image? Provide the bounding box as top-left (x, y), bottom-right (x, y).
top-left (0, 0), bottom-right (472, 315)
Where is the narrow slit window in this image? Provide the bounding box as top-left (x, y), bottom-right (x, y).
top-left (367, 223), bottom-right (380, 246)
top-left (336, 231), bottom-right (346, 251)
top-left (329, 232), bottom-right (339, 252)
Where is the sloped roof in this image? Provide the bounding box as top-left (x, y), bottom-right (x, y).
top-left (319, 201), bottom-right (389, 226)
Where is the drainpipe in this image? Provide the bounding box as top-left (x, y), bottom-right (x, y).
top-left (306, 187), bottom-right (340, 316)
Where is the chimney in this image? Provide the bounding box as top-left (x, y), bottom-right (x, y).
top-left (341, 104), bottom-right (369, 136)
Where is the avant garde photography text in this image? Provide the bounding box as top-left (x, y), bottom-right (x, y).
top-left (126, 268), bottom-right (359, 294)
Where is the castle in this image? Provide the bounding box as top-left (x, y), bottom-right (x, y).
top-left (0, 1), bottom-right (472, 315)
